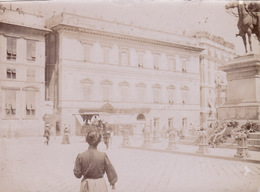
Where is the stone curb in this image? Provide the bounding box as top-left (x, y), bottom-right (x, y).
top-left (123, 145), bottom-right (260, 164)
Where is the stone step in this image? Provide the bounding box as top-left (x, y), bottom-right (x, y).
top-left (178, 139), bottom-right (196, 145)
top-left (248, 139), bottom-right (260, 146)
top-left (226, 138), bottom-right (235, 143)
top-left (248, 145), bottom-right (260, 151)
top-left (217, 143), bottom-right (260, 151)
top-left (182, 135), bottom-right (197, 141)
top-left (248, 132), bottom-right (260, 139)
top-left (180, 133), bottom-right (260, 151)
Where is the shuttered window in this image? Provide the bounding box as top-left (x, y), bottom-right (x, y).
top-left (25, 91), bottom-right (36, 116)
top-left (6, 68), bottom-right (16, 79)
top-left (7, 37), bottom-right (17, 60)
top-left (5, 90), bottom-right (16, 116)
top-left (27, 40), bottom-right (36, 61)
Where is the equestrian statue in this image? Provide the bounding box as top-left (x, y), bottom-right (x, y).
top-left (225, 1), bottom-right (260, 53)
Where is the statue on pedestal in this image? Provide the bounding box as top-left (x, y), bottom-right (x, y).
top-left (225, 1), bottom-right (260, 53)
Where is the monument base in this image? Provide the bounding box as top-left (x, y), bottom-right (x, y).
top-left (218, 54), bottom-right (260, 122)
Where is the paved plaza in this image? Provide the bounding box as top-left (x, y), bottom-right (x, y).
top-left (0, 136), bottom-right (260, 192)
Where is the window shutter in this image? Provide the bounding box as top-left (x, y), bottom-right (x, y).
top-left (27, 40), bottom-right (36, 60)
top-left (11, 38), bottom-right (16, 54)
top-left (31, 41), bottom-right (36, 59)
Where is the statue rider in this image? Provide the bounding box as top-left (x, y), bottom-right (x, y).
top-left (247, 2), bottom-right (260, 31)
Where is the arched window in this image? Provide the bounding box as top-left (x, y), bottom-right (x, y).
top-left (137, 114), bottom-right (145, 121)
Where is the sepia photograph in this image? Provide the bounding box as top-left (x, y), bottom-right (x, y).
top-left (0, 0), bottom-right (260, 191)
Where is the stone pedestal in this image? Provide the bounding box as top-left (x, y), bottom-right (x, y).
top-left (166, 130), bottom-right (178, 151)
top-left (218, 54), bottom-right (260, 122)
top-left (142, 130), bottom-right (151, 148)
top-left (152, 130), bottom-right (160, 143)
top-left (196, 131), bottom-right (209, 154)
top-left (234, 133), bottom-right (250, 159)
top-left (121, 129), bottom-right (129, 146)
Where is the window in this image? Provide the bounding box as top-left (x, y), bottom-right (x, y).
top-left (120, 49), bottom-right (129, 66)
top-left (119, 82), bottom-right (129, 102)
top-left (136, 83), bottom-right (146, 103)
top-left (181, 57), bottom-right (187, 72)
top-left (81, 79), bottom-right (93, 101)
top-left (82, 43), bottom-right (92, 62)
top-left (137, 51), bottom-right (145, 68)
top-left (152, 84), bottom-right (161, 103)
top-left (154, 118), bottom-right (159, 130)
top-left (168, 56), bottom-right (176, 71)
top-left (5, 90), bottom-right (16, 116)
top-left (27, 40), bottom-right (36, 61)
top-left (167, 85), bottom-right (175, 104)
top-left (101, 80), bottom-right (113, 102)
top-left (168, 118), bottom-right (174, 130)
top-left (103, 46), bottom-right (111, 64)
top-left (103, 85), bottom-right (111, 102)
top-left (26, 69), bottom-right (35, 82)
top-left (181, 86), bottom-right (189, 104)
top-left (7, 37), bottom-right (17, 60)
top-left (153, 54), bottom-right (160, 70)
top-left (6, 68), bottom-right (16, 79)
top-left (182, 118), bottom-right (187, 132)
top-left (82, 85), bottom-right (92, 101)
top-left (25, 91), bottom-right (36, 116)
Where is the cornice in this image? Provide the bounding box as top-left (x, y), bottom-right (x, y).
top-left (220, 54), bottom-right (260, 72)
top-left (201, 54), bottom-right (225, 64)
top-left (52, 24), bottom-right (203, 53)
top-left (0, 22), bottom-right (51, 37)
top-left (60, 59), bottom-right (200, 81)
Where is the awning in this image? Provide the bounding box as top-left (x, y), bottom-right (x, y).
top-left (79, 108), bottom-right (150, 114)
top-left (74, 114), bottom-right (84, 125)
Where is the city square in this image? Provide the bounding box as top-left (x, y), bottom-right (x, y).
top-left (0, 136), bottom-right (260, 192)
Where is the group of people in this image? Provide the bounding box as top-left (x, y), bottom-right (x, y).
top-left (85, 116), bottom-right (113, 150)
top-left (43, 124), bottom-right (71, 145)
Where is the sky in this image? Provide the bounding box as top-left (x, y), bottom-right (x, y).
top-left (2, 0), bottom-right (259, 55)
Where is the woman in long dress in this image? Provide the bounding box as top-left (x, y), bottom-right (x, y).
top-left (73, 126), bottom-right (118, 192)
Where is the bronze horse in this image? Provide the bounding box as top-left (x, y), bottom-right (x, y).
top-left (225, 2), bottom-right (260, 53)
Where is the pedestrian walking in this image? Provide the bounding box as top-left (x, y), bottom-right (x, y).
top-left (43, 124), bottom-right (51, 145)
top-left (73, 126), bottom-right (118, 192)
top-left (103, 125), bottom-right (112, 150)
top-left (61, 126), bottom-right (70, 144)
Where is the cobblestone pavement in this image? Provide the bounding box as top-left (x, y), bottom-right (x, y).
top-left (0, 136), bottom-right (260, 192)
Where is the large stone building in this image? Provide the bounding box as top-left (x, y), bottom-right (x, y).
top-left (45, 12), bottom-right (203, 136)
top-left (0, 7), bottom-right (50, 137)
top-left (0, 6), bottom-right (236, 137)
top-left (192, 32), bottom-right (236, 127)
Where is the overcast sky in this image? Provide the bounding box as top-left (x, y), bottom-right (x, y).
top-left (3, 0), bottom-right (259, 55)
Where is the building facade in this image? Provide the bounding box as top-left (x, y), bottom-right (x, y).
top-left (0, 7), bottom-right (50, 137)
top-left (0, 8), bottom-right (236, 137)
top-left (45, 13), bottom-right (203, 136)
top-left (192, 32), bottom-right (236, 128)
